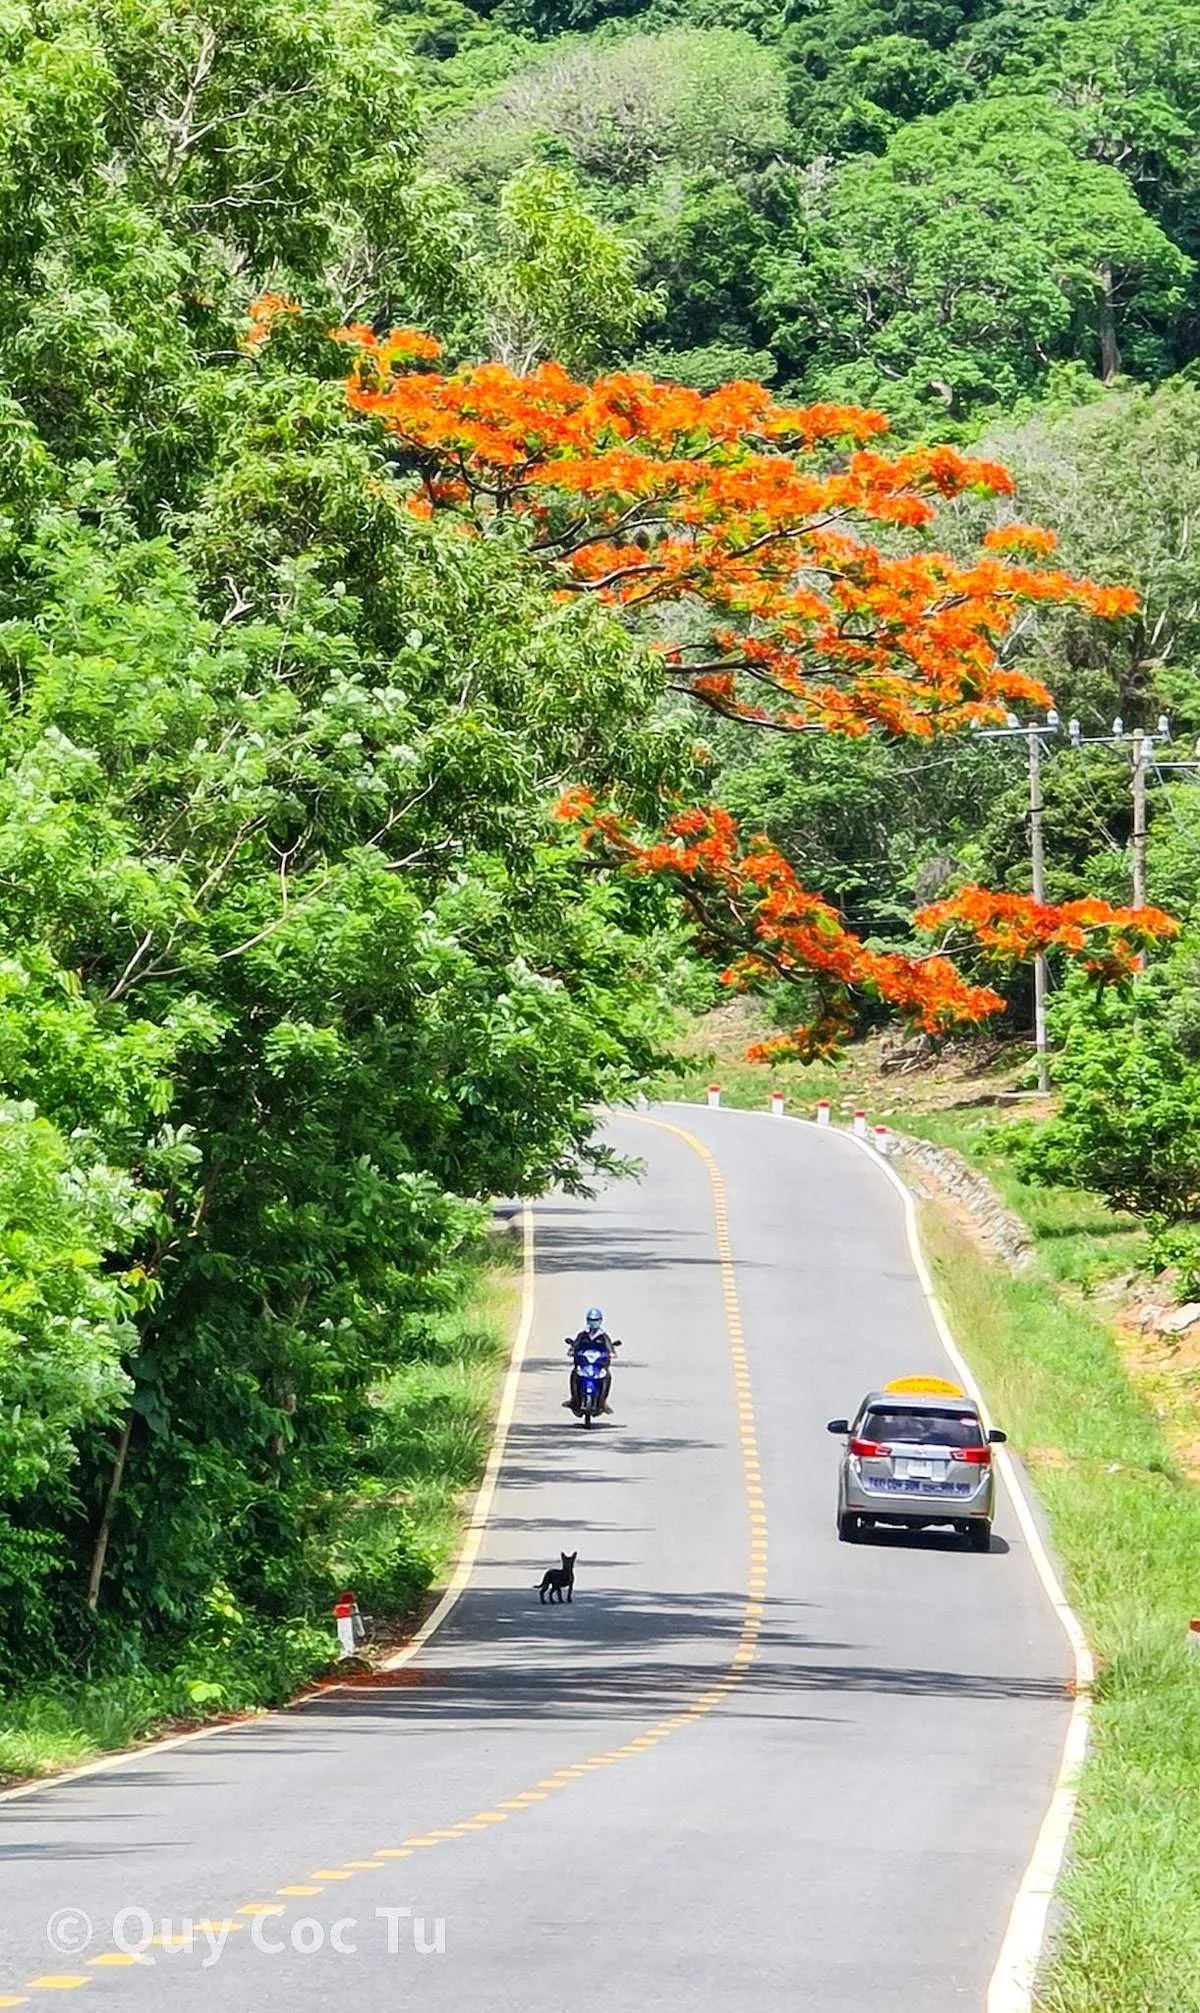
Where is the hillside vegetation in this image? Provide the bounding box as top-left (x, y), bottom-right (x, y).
top-left (2, 0), bottom-right (1200, 1907)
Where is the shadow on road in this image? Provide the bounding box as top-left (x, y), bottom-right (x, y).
top-left (852, 1527), bottom-right (1013, 1556)
top-left (296, 1657), bottom-right (1069, 1730)
top-left (532, 1212), bottom-right (718, 1277)
top-left (281, 1581), bottom-right (1072, 1728)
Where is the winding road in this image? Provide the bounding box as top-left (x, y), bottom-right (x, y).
top-left (0, 1105), bottom-right (1074, 2011)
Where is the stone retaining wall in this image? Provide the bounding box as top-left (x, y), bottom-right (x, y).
top-left (891, 1133), bottom-right (1036, 1273)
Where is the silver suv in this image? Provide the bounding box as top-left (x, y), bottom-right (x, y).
top-left (827, 1384), bottom-right (1006, 1552)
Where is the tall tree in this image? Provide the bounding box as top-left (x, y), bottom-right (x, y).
top-left (336, 329), bottom-right (1163, 1049)
top-left (762, 98), bottom-right (1190, 427)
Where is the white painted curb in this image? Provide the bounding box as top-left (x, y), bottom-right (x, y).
top-left (661, 1100), bottom-right (1093, 2013)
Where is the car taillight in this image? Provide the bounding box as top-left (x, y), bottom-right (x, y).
top-left (849, 1437), bottom-right (889, 1458)
top-left (950, 1446), bottom-right (991, 1465)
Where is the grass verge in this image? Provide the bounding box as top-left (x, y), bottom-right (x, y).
top-left (0, 1239), bottom-right (520, 1786)
top-left (324, 1246), bottom-right (520, 1619)
top-left (901, 1106), bottom-right (1150, 1292)
top-left (922, 1205), bottom-right (1200, 2013)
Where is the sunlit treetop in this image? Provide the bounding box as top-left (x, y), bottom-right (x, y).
top-left (335, 327), bottom-right (1138, 741)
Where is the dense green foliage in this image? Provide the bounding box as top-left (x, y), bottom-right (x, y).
top-left (1020, 971), bottom-right (1200, 1218)
top-left (410, 0), bottom-right (1200, 427)
top-left (403, 0), bottom-right (1200, 1140)
top-left (0, 0), bottom-right (703, 1696)
top-left (3, 0), bottom-right (1200, 1771)
top-left (1017, 793), bottom-right (1200, 1277)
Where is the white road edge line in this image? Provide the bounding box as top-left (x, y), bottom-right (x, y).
top-left (380, 1200), bottom-right (536, 1669)
top-left (661, 1101), bottom-right (1093, 2013)
top-left (1, 1102), bottom-right (1089, 2012)
top-left (0, 1201), bottom-right (537, 1805)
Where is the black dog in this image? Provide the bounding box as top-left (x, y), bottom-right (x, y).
top-left (538, 1551), bottom-right (577, 1603)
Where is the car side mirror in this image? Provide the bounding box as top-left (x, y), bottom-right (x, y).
top-left (826, 1418), bottom-right (849, 1435)
top-left (988, 1428), bottom-right (1007, 1444)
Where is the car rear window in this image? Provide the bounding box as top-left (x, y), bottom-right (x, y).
top-left (862, 1408), bottom-right (983, 1448)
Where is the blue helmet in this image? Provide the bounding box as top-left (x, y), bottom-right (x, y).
top-left (585, 1306), bottom-right (604, 1330)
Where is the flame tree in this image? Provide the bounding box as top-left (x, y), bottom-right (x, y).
top-left (334, 326), bottom-right (1175, 1053)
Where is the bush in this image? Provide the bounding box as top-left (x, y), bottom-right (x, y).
top-left (1017, 966), bottom-right (1200, 1221)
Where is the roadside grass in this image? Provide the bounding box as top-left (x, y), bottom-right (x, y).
top-left (660, 1003), bottom-right (1152, 1292)
top-left (326, 1252), bottom-right (518, 1617)
top-left (900, 1107), bottom-right (1151, 1292)
top-left (0, 1632), bottom-right (329, 1784)
top-left (652, 996), bottom-right (1030, 1122)
top-left (922, 1209), bottom-right (1200, 2013)
top-left (652, 1012), bottom-right (850, 1115)
top-left (0, 1240), bottom-right (519, 1786)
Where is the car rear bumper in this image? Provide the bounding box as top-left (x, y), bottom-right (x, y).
top-left (842, 1471), bottom-right (994, 1521)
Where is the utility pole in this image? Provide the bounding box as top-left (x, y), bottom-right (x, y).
top-left (1069, 713), bottom-right (1169, 910)
top-left (973, 709), bottom-right (1058, 1091)
top-left (1131, 727), bottom-right (1146, 911)
top-left (1028, 725), bottom-right (1051, 1094)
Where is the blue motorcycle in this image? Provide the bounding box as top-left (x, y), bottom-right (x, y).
top-left (564, 1336), bottom-right (621, 1427)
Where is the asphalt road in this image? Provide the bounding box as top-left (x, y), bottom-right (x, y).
top-left (0, 1105), bottom-right (1073, 2011)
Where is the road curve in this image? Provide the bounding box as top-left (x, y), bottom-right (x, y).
top-left (0, 1105), bottom-right (1073, 2011)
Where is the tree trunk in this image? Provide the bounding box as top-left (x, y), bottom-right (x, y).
top-left (86, 1411), bottom-right (135, 1612)
top-left (1098, 267), bottom-right (1122, 383)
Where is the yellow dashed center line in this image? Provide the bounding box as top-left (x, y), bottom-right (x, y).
top-left (3, 1115), bottom-right (765, 2010)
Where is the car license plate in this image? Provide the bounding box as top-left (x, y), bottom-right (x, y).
top-left (901, 1459), bottom-right (936, 1480)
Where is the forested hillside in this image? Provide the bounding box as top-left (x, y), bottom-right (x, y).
top-left (2, 0), bottom-right (1200, 1755)
top-left (404, 0), bottom-right (1199, 424)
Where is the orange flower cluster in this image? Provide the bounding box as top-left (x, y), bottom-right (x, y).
top-left (337, 332), bottom-right (1139, 739)
top-left (243, 291), bottom-right (300, 352)
top-left (557, 794), bottom-right (1005, 1059)
top-left (332, 325), bottom-right (443, 368)
top-left (916, 887), bottom-right (1179, 981)
top-left (982, 522), bottom-right (1059, 558)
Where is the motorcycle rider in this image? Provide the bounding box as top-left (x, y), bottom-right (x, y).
top-left (567, 1306), bottom-right (616, 1415)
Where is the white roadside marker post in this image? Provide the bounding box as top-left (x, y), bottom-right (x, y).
top-left (1188, 1618), bottom-right (1200, 1661)
top-left (334, 1596), bottom-right (357, 1659)
top-left (707, 1083), bottom-right (721, 1108)
top-left (852, 1109), bottom-right (868, 1137)
top-left (770, 1089), bottom-right (785, 1116)
top-left (874, 1125), bottom-right (891, 1157)
top-left (816, 1100), bottom-right (831, 1127)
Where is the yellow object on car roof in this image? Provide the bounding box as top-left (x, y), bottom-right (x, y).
top-left (883, 1376), bottom-right (966, 1398)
